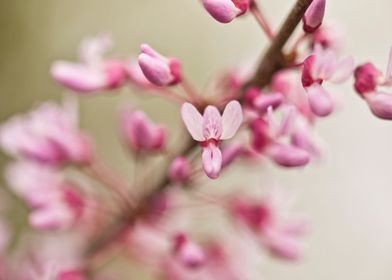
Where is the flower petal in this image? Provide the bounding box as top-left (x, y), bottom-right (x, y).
top-left (202, 0), bottom-right (241, 23)
top-left (181, 103), bottom-right (204, 141)
top-left (221, 100), bottom-right (243, 140)
top-left (203, 105), bottom-right (222, 140)
top-left (202, 143), bottom-right (222, 179)
top-left (365, 92), bottom-right (392, 120)
top-left (307, 84), bottom-right (334, 117)
top-left (385, 47), bottom-right (392, 84)
top-left (330, 56), bottom-right (354, 83)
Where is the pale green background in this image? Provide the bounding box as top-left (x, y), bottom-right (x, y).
top-left (1, 0), bottom-right (392, 279)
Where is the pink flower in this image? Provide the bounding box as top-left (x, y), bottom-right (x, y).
top-left (138, 44), bottom-right (182, 87)
top-left (245, 88), bottom-right (284, 115)
top-left (5, 162), bottom-right (86, 231)
top-left (302, 45), bottom-right (354, 116)
top-left (0, 98), bottom-right (92, 165)
top-left (354, 47), bottom-right (392, 120)
top-left (202, 0), bottom-right (250, 23)
top-left (126, 59), bottom-right (156, 90)
top-left (120, 109), bottom-right (166, 154)
top-left (51, 35), bottom-right (127, 93)
top-left (311, 21), bottom-right (345, 52)
top-left (303, 0), bottom-right (326, 33)
top-left (181, 101), bottom-right (243, 179)
top-left (230, 189), bottom-right (307, 261)
top-left (168, 157), bottom-right (192, 184)
top-left (172, 233), bottom-right (206, 269)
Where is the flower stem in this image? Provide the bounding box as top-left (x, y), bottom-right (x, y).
top-left (250, 1), bottom-right (275, 40)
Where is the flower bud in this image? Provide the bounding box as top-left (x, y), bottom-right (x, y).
top-left (303, 0), bottom-right (326, 33)
top-left (173, 233), bottom-right (206, 269)
top-left (364, 92), bottom-right (392, 120)
top-left (202, 0), bottom-right (250, 23)
top-left (354, 63), bottom-right (383, 95)
top-left (245, 88), bottom-right (283, 115)
top-left (120, 109), bottom-right (166, 154)
top-left (168, 157), bottom-right (191, 184)
top-left (307, 84), bottom-right (334, 117)
top-left (138, 44), bottom-right (182, 87)
top-left (268, 143), bottom-right (310, 167)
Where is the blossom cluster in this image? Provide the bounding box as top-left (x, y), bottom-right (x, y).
top-left (0, 0), bottom-right (390, 279)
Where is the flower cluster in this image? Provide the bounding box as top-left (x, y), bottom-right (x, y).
top-left (0, 0), bottom-right (389, 279)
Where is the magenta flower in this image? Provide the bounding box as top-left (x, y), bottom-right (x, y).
top-left (0, 98), bottom-right (92, 165)
top-left (51, 35), bottom-right (127, 93)
top-left (120, 109), bottom-right (166, 154)
top-left (181, 101), bottom-right (243, 179)
top-left (138, 44), bottom-right (182, 87)
top-left (302, 0), bottom-right (326, 33)
top-left (302, 44), bottom-right (354, 116)
top-left (354, 47), bottom-right (392, 119)
top-left (201, 0), bottom-right (250, 23)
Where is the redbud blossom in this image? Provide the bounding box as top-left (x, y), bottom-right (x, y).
top-left (138, 44), bottom-right (182, 87)
top-left (302, 45), bottom-right (354, 117)
top-left (311, 21), bottom-right (345, 52)
top-left (5, 162), bottom-right (85, 231)
top-left (172, 233), bottom-right (206, 269)
top-left (245, 88), bottom-right (284, 115)
top-left (120, 109), bottom-right (166, 154)
top-left (230, 190), bottom-right (307, 261)
top-left (303, 0), bottom-right (326, 33)
top-left (0, 98), bottom-right (92, 165)
top-left (181, 101), bottom-right (243, 179)
top-left (51, 35), bottom-right (127, 93)
top-left (168, 157), bottom-right (192, 184)
top-left (202, 0), bottom-right (250, 23)
top-left (126, 59), bottom-right (156, 90)
top-left (354, 48), bottom-right (392, 119)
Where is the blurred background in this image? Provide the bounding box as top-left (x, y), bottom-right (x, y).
top-left (1, 0), bottom-right (392, 279)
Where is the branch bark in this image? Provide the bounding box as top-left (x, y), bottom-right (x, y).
top-left (84, 0), bottom-right (314, 260)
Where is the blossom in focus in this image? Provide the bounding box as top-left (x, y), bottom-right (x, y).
top-left (120, 108), bottom-right (166, 154)
top-left (181, 101), bottom-right (243, 179)
top-left (230, 189), bottom-right (307, 261)
top-left (302, 0), bottom-right (326, 33)
top-left (0, 98), bottom-right (92, 165)
top-left (201, 0), bottom-right (250, 23)
top-left (354, 47), bottom-right (392, 120)
top-left (138, 44), bottom-right (182, 87)
top-left (51, 35), bottom-right (127, 93)
top-left (5, 161), bottom-right (86, 231)
top-left (301, 44), bottom-right (354, 116)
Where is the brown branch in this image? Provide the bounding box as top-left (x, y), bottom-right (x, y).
top-left (84, 0), bottom-right (314, 261)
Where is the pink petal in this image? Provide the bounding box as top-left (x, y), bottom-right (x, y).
top-left (181, 103), bottom-right (204, 141)
top-left (203, 105), bottom-right (223, 140)
top-left (78, 34), bottom-right (112, 65)
top-left (138, 53), bottom-right (173, 87)
top-left (365, 92), bottom-right (392, 120)
top-left (268, 144), bottom-right (310, 168)
top-left (202, 0), bottom-right (241, 23)
top-left (202, 143), bottom-right (222, 179)
top-left (330, 56), bottom-right (354, 83)
top-left (385, 47), bottom-right (392, 84)
top-left (307, 84), bottom-right (334, 117)
top-left (221, 100), bottom-right (243, 140)
top-left (50, 61), bottom-right (108, 93)
top-left (303, 0), bottom-right (326, 33)
top-left (253, 92), bottom-right (284, 114)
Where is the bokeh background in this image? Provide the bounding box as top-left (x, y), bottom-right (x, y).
top-left (1, 0), bottom-right (392, 279)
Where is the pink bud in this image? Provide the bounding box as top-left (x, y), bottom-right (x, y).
top-left (268, 143), bottom-right (310, 167)
top-left (245, 88), bottom-right (283, 114)
top-left (354, 63), bottom-right (382, 95)
top-left (264, 229), bottom-right (303, 261)
top-left (202, 0), bottom-right (250, 23)
top-left (173, 233), bottom-right (206, 269)
top-left (303, 0), bottom-right (326, 33)
top-left (306, 84), bottom-right (334, 117)
top-left (364, 92), bottom-right (392, 120)
top-left (138, 44), bottom-right (182, 87)
top-left (126, 59), bottom-right (156, 89)
top-left (250, 118), bottom-right (271, 152)
top-left (120, 109), bottom-right (166, 153)
top-left (168, 157), bottom-right (191, 183)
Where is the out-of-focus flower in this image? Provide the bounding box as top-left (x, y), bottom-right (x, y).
top-left (181, 101), bottom-right (243, 179)
top-left (51, 35), bottom-right (127, 93)
top-left (230, 189), bottom-right (307, 261)
top-left (245, 88), bottom-right (284, 115)
top-left (168, 157), bottom-right (192, 184)
top-left (126, 59), bottom-right (157, 90)
top-left (5, 162), bottom-right (86, 231)
top-left (302, 44), bottom-right (354, 116)
top-left (353, 48), bottom-right (392, 120)
top-left (311, 21), bottom-right (345, 52)
top-left (138, 44), bottom-right (182, 87)
top-left (0, 98), bottom-right (92, 166)
top-left (201, 0), bottom-right (250, 23)
top-left (250, 106), bottom-right (311, 168)
top-left (303, 0), bottom-right (326, 33)
top-left (120, 109), bottom-right (166, 154)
